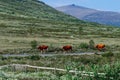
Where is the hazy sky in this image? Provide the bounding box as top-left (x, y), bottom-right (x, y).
top-left (40, 0), bottom-right (120, 12)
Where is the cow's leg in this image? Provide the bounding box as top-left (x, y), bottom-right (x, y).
top-left (41, 50), bottom-right (43, 53)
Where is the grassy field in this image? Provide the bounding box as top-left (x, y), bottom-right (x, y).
top-left (0, 1), bottom-right (120, 51)
top-left (0, 53), bottom-right (120, 80)
top-left (0, 35), bottom-right (120, 50)
top-left (0, 14), bottom-right (120, 52)
top-left (0, 61), bottom-right (120, 80)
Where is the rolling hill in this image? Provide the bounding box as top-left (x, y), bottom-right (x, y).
top-left (0, 0), bottom-right (79, 21)
top-left (56, 4), bottom-right (120, 27)
top-left (0, 0), bottom-right (120, 50)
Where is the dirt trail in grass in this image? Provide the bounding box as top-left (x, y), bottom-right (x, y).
top-left (2, 52), bottom-right (100, 57)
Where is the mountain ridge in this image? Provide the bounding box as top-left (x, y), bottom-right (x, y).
top-left (56, 4), bottom-right (120, 27)
top-left (56, 4), bottom-right (98, 19)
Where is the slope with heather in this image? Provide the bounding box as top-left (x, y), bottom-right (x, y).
top-left (0, 0), bottom-right (120, 51)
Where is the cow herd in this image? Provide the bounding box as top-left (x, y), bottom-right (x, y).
top-left (37, 43), bottom-right (105, 53)
top-left (37, 45), bottom-right (72, 53)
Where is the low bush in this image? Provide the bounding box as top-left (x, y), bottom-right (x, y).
top-left (29, 54), bottom-right (40, 60)
top-left (79, 42), bottom-right (89, 49)
top-left (89, 39), bottom-right (95, 50)
top-left (30, 40), bottom-right (38, 49)
top-left (102, 52), bottom-right (114, 57)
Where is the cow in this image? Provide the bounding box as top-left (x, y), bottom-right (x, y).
top-left (95, 43), bottom-right (105, 51)
top-left (62, 45), bottom-right (72, 53)
top-left (37, 45), bottom-right (48, 53)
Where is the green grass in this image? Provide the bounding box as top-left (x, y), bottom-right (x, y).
top-left (0, 52), bottom-right (120, 68)
top-left (0, 13), bottom-right (120, 51)
top-left (0, 0), bottom-right (120, 51)
top-left (0, 61), bottom-right (119, 80)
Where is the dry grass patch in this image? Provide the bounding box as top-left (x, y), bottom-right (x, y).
top-left (0, 35), bottom-right (120, 51)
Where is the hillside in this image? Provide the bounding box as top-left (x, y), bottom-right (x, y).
top-left (0, 0), bottom-right (120, 51)
top-left (0, 0), bottom-right (79, 21)
top-left (56, 4), bottom-right (120, 27)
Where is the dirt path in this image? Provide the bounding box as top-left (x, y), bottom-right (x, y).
top-left (1, 52), bottom-right (100, 57)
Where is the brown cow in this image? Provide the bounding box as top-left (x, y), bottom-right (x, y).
top-left (95, 43), bottom-right (105, 51)
top-left (62, 45), bottom-right (72, 53)
top-left (37, 45), bottom-right (48, 53)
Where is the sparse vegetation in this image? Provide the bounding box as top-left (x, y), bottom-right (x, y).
top-left (30, 40), bottom-right (38, 49)
top-left (89, 39), bottom-right (95, 50)
top-left (101, 51), bottom-right (114, 57)
top-left (0, 60), bottom-right (119, 80)
top-left (79, 42), bottom-right (89, 49)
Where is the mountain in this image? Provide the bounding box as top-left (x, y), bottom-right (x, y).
top-left (83, 11), bottom-right (120, 27)
top-left (56, 4), bottom-right (98, 19)
top-left (56, 4), bottom-right (120, 27)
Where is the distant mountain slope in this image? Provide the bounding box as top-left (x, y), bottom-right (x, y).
top-left (56, 4), bottom-right (98, 19)
top-left (56, 4), bottom-right (120, 27)
top-left (83, 11), bottom-right (120, 27)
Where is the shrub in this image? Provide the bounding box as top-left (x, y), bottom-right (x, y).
top-left (78, 27), bottom-right (83, 35)
top-left (30, 40), bottom-right (37, 49)
top-left (102, 52), bottom-right (114, 57)
top-left (29, 55), bottom-right (40, 60)
top-left (79, 42), bottom-right (89, 49)
top-left (89, 39), bottom-right (95, 49)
